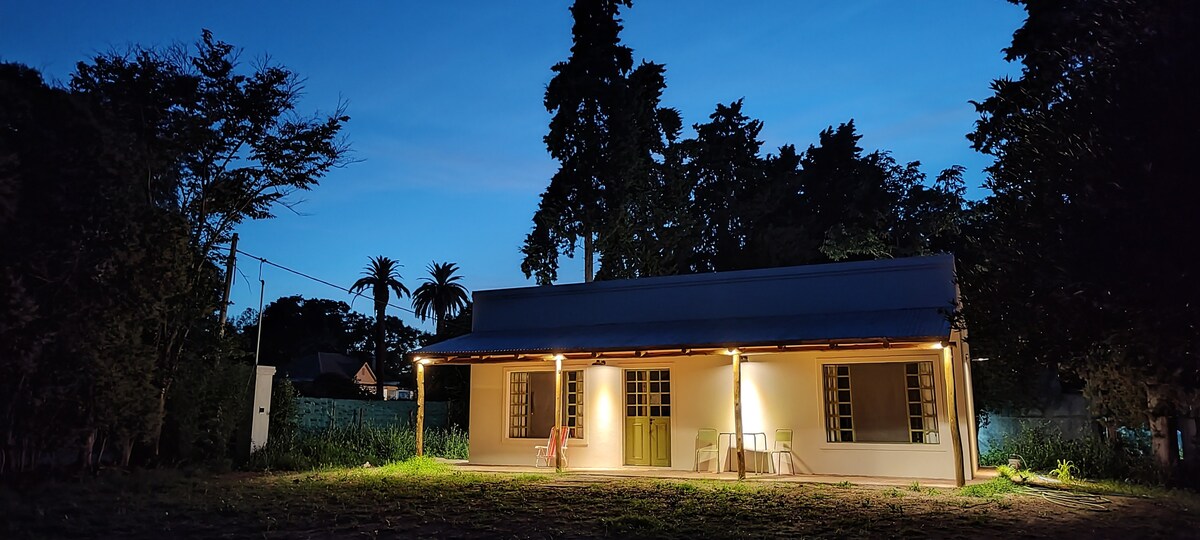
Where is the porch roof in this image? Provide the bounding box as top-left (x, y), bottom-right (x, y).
top-left (415, 255), bottom-right (958, 359)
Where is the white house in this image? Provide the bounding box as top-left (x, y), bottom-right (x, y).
top-left (412, 255), bottom-right (978, 484)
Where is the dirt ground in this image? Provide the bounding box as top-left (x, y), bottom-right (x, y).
top-left (2, 465), bottom-right (1197, 539)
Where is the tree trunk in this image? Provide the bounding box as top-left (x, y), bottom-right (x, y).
top-left (80, 429), bottom-right (96, 471)
top-left (151, 384), bottom-right (169, 457)
top-left (375, 303), bottom-right (386, 400)
top-left (119, 434), bottom-right (134, 467)
top-left (584, 232), bottom-right (594, 283)
top-left (1147, 385), bottom-right (1179, 484)
top-left (1181, 413), bottom-right (1198, 487)
top-left (97, 436), bottom-right (107, 469)
top-left (1101, 420), bottom-right (1121, 448)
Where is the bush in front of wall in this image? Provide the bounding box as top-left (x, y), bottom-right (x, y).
top-left (980, 420), bottom-right (1153, 482)
top-left (247, 424), bottom-right (469, 471)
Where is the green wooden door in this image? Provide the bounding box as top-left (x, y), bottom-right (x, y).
top-left (624, 369), bottom-right (671, 466)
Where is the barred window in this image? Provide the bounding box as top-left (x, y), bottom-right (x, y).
top-left (508, 370), bottom-right (583, 439)
top-left (823, 362), bottom-right (938, 444)
top-left (564, 370), bottom-right (583, 438)
top-left (823, 365), bottom-right (854, 442)
top-left (905, 362), bottom-right (939, 443)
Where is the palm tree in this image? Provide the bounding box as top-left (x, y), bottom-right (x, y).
top-left (350, 256), bottom-right (410, 400)
top-left (412, 262), bottom-right (470, 337)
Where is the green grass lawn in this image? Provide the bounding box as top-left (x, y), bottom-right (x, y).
top-left (3, 459), bottom-right (1197, 538)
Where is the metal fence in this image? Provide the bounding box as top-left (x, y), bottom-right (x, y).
top-left (295, 398), bottom-right (449, 431)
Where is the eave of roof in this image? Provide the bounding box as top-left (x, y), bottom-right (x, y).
top-left (415, 307), bottom-right (951, 360)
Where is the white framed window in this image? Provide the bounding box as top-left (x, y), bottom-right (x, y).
top-left (823, 361), bottom-right (939, 444)
top-left (508, 370), bottom-right (583, 439)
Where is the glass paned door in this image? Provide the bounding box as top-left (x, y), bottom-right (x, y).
top-left (624, 369), bottom-right (671, 466)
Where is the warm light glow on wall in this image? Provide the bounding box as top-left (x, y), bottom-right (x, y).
top-left (590, 364), bottom-right (621, 462)
top-left (740, 362), bottom-right (768, 439)
top-left (930, 342), bottom-right (944, 350)
top-left (593, 366), bottom-right (616, 431)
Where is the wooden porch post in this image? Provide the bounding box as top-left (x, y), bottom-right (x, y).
top-left (733, 350), bottom-right (746, 480)
top-left (942, 346), bottom-right (964, 487)
top-left (554, 354), bottom-right (564, 471)
top-left (416, 360), bottom-right (426, 457)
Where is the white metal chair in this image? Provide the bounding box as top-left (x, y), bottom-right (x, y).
top-left (534, 427), bottom-right (569, 468)
top-left (770, 428), bottom-right (795, 475)
top-left (694, 428), bottom-right (720, 472)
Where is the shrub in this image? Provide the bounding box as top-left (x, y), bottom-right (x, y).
top-left (1050, 459), bottom-right (1079, 484)
top-left (995, 464), bottom-right (1035, 483)
top-left (247, 424), bottom-right (470, 471)
top-left (162, 354), bottom-right (253, 466)
top-left (980, 420), bottom-right (1152, 481)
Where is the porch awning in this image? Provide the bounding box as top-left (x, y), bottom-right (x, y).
top-left (416, 306), bottom-right (951, 357)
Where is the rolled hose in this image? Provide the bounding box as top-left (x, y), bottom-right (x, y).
top-left (1016, 483), bottom-right (1113, 511)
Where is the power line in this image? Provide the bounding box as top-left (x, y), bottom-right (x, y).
top-left (221, 245), bottom-right (472, 333)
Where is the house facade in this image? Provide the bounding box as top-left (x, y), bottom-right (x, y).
top-left (413, 255), bottom-right (978, 483)
top-left (281, 352), bottom-right (405, 399)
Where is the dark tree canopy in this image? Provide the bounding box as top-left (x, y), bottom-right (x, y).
top-left (522, 0), bottom-right (680, 284)
top-left (963, 0), bottom-right (1200, 480)
top-left (1, 30), bottom-right (351, 469)
top-left (71, 30), bottom-right (351, 258)
top-left (245, 296), bottom-right (359, 367)
top-left (66, 30), bottom-right (352, 452)
top-left (678, 113), bottom-right (967, 273)
top-left (411, 262), bottom-right (470, 338)
top-left (0, 63), bottom-right (181, 467)
top-left (236, 297), bottom-right (429, 388)
top-left (523, 2), bottom-right (966, 286)
top-left (682, 99), bottom-right (766, 272)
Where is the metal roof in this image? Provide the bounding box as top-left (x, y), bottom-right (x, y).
top-left (416, 255), bottom-right (959, 358)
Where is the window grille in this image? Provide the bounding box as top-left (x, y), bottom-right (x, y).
top-left (823, 362), bottom-right (939, 444)
top-left (823, 365), bottom-right (854, 442)
top-left (508, 370), bottom-right (584, 439)
top-left (564, 370), bottom-right (584, 438)
top-left (508, 372), bottom-right (530, 438)
top-left (906, 362), bottom-right (939, 443)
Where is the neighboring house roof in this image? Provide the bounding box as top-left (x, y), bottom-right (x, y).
top-left (281, 352), bottom-right (376, 383)
top-left (416, 255), bottom-right (959, 358)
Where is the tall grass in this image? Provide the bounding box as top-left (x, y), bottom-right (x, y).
top-left (958, 476), bottom-right (1019, 498)
top-left (980, 420), bottom-right (1153, 481)
top-left (247, 425), bottom-right (469, 471)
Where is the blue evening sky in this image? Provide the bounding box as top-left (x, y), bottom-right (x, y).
top-left (1, 0), bottom-right (1025, 330)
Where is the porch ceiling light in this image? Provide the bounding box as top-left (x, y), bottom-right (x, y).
top-left (417, 357), bottom-right (431, 365)
top-left (723, 348), bottom-right (741, 356)
top-left (552, 353), bottom-right (565, 362)
top-left (930, 342), bottom-right (945, 350)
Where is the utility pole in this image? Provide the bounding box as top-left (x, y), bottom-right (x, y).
top-left (217, 233), bottom-right (239, 337)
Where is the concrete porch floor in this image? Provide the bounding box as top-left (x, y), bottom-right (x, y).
top-left (436, 459), bottom-right (996, 489)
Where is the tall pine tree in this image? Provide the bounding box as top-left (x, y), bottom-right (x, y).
top-left (522, 0), bottom-right (678, 284)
